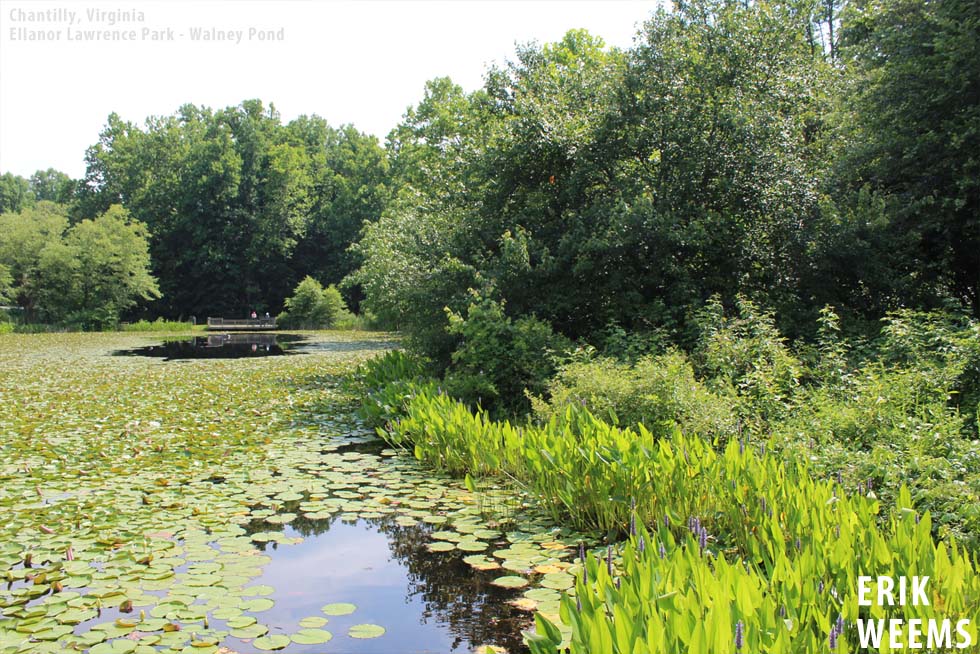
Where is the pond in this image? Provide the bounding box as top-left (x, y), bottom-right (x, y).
top-left (112, 334), bottom-right (306, 359)
top-left (0, 333), bottom-right (576, 654)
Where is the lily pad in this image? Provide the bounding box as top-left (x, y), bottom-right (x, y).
top-left (321, 602), bottom-right (356, 616)
top-left (253, 634), bottom-right (291, 650)
top-left (490, 576), bottom-right (529, 589)
top-left (290, 628), bottom-right (333, 644)
top-left (298, 616), bottom-right (328, 628)
top-left (348, 623), bottom-right (386, 639)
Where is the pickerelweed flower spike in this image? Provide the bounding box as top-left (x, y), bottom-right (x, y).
top-left (734, 621), bottom-right (744, 650)
top-left (659, 541), bottom-right (666, 559)
top-left (637, 535), bottom-right (646, 553)
top-left (698, 526), bottom-right (708, 553)
top-left (829, 626), bottom-right (839, 650)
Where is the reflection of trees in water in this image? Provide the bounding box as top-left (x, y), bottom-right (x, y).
top-left (253, 512), bottom-right (531, 652)
top-left (382, 521), bottom-right (532, 653)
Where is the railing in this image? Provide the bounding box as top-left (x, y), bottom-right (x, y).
top-left (206, 317), bottom-right (277, 330)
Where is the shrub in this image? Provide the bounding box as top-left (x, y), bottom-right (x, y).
top-left (692, 296), bottom-right (802, 434)
top-left (278, 276), bottom-right (352, 329)
top-left (120, 318), bottom-right (195, 332)
top-left (443, 293), bottom-right (571, 415)
top-left (533, 349), bottom-right (738, 442)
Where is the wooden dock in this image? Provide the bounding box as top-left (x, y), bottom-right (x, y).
top-left (206, 317), bottom-right (277, 331)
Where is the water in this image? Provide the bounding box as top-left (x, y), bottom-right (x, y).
top-left (226, 517), bottom-right (531, 654)
top-left (112, 333), bottom-right (307, 359)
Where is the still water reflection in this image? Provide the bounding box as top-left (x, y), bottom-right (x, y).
top-left (112, 333), bottom-right (305, 359)
top-left (226, 516), bottom-right (530, 653)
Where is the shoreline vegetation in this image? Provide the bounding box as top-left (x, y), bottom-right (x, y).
top-left (1, 0), bottom-right (978, 651)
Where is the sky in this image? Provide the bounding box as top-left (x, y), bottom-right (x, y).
top-left (0, 0), bottom-right (661, 179)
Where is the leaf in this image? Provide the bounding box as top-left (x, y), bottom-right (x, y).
top-left (348, 623), bottom-right (386, 639)
top-left (320, 602), bottom-right (356, 616)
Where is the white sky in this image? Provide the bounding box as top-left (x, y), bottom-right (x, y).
top-left (0, 0), bottom-right (661, 179)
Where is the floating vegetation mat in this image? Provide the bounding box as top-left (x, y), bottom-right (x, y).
top-left (0, 333), bottom-right (578, 653)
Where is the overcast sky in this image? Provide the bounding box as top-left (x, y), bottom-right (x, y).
top-left (0, 0), bottom-right (660, 179)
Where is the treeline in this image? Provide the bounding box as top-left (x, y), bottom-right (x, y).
top-left (1, 0), bottom-right (976, 349)
top-left (1, 101), bottom-right (388, 322)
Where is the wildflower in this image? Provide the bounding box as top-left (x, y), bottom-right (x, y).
top-left (637, 535), bottom-right (646, 553)
top-left (734, 621), bottom-right (744, 650)
top-left (659, 541), bottom-right (666, 559)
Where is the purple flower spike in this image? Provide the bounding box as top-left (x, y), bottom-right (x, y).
top-left (734, 621), bottom-right (744, 650)
top-left (664, 514), bottom-right (670, 529)
top-left (829, 627), bottom-right (839, 650)
top-left (579, 542), bottom-right (586, 564)
top-left (659, 541), bottom-right (667, 559)
top-left (698, 526), bottom-right (708, 553)
top-left (638, 535), bottom-right (646, 554)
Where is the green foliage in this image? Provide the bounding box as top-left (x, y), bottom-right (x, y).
top-left (0, 263), bottom-right (11, 305)
top-left (0, 173), bottom-right (34, 214)
top-left (0, 203), bottom-right (159, 328)
top-left (530, 487), bottom-right (980, 654)
top-left (444, 293), bottom-right (571, 415)
top-left (79, 102), bottom-right (389, 318)
top-left (533, 350), bottom-right (738, 442)
top-left (374, 387), bottom-right (980, 652)
top-left (278, 276), bottom-right (351, 329)
top-left (833, 0), bottom-right (980, 317)
top-left (120, 318), bottom-right (196, 332)
top-left (692, 297), bottom-right (803, 433)
top-left (349, 350), bottom-right (431, 429)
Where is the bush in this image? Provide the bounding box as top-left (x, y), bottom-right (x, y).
top-left (533, 349), bottom-right (738, 442)
top-left (443, 293), bottom-right (571, 415)
top-left (278, 276), bottom-right (352, 329)
top-left (692, 296), bottom-right (802, 434)
top-left (120, 319), bottom-right (196, 332)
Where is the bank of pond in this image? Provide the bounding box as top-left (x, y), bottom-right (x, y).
top-left (0, 333), bottom-right (977, 654)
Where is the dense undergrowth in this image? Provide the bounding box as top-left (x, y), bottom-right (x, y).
top-left (352, 306), bottom-right (980, 652)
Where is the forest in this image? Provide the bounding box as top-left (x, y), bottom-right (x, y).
top-left (1, 0), bottom-right (979, 652)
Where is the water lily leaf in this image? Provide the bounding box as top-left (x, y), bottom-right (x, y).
top-left (229, 623), bottom-right (268, 639)
top-left (348, 623), bottom-right (386, 639)
top-left (253, 634), bottom-right (291, 650)
top-left (225, 615), bottom-right (256, 629)
top-left (90, 640), bottom-right (138, 654)
top-left (298, 616), bottom-right (328, 628)
top-left (320, 602), bottom-right (356, 616)
top-left (290, 627), bottom-right (333, 644)
top-left (490, 576), bottom-right (529, 589)
top-left (240, 598), bottom-right (274, 612)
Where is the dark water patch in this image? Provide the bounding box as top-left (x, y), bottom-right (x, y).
top-left (226, 517), bottom-right (531, 654)
top-left (112, 333), bottom-right (309, 360)
top-left (331, 437), bottom-right (389, 457)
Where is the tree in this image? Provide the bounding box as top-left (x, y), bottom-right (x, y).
top-left (29, 169), bottom-right (75, 204)
top-left (0, 173), bottom-right (34, 214)
top-left (0, 263), bottom-right (12, 304)
top-left (832, 0), bottom-right (980, 317)
top-left (278, 276), bottom-right (350, 329)
top-left (61, 205), bottom-right (160, 326)
top-left (0, 202), bottom-right (69, 319)
top-left (0, 203), bottom-right (159, 326)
